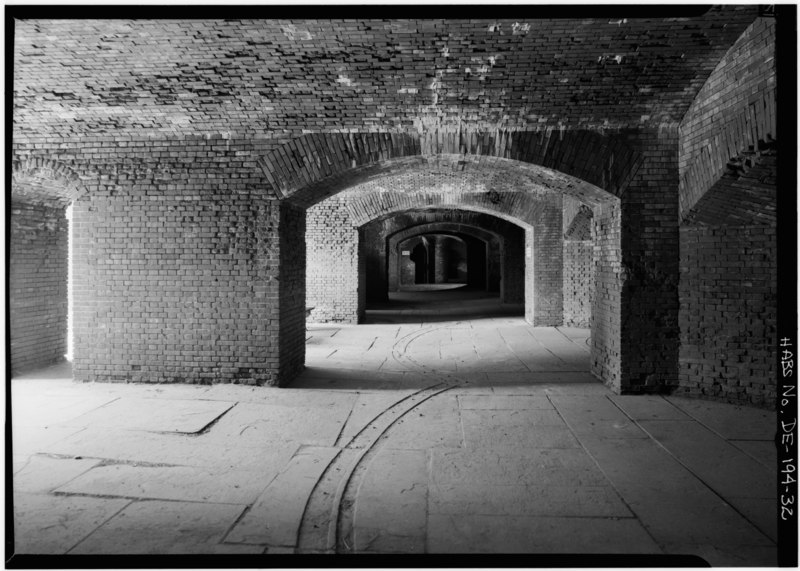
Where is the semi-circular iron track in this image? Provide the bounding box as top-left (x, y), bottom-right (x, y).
top-left (295, 321), bottom-right (470, 554)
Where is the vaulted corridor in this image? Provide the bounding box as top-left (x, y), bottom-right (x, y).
top-left (9, 7), bottom-right (792, 566)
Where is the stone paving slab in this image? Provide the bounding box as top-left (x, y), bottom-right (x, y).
top-left (203, 402), bottom-right (349, 447)
top-left (12, 425), bottom-right (87, 457)
top-left (457, 395), bottom-right (554, 410)
top-left (291, 367), bottom-right (424, 391)
top-left (458, 357), bottom-right (530, 373)
top-left (225, 446), bottom-right (339, 547)
top-left (528, 328), bottom-right (591, 363)
top-left (728, 497), bottom-right (778, 543)
top-left (494, 382), bottom-right (612, 397)
top-left (14, 455), bottom-right (101, 494)
top-left (462, 408), bottom-right (565, 427)
top-left (336, 392), bottom-right (415, 444)
top-left (497, 327), bottom-right (580, 372)
top-left (460, 410), bottom-right (579, 449)
top-left (478, 371), bottom-right (603, 384)
top-left (70, 500), bottom-right (251, 554)
top-left (610, 395), bottom-right (691, 420)
top-left (13, 455), bottom-right (30, 474)
top-left (551, 396), bottom-right (648, 439)
top-left (666, 397), bottom-right (776, 440)
top-left (577, 436), bottom-right (775, 548)
top-left (42, 426), bottom-right (300, 472)
top-left (201, 385), bottom-right (359, 409)
top-left (431, 448), bottom-right (609, 487)
top-left (11, 390), bottom-right (119, 426)
top-left (637, 420), bottom-right (775, 499)
top-left (13, 492), bottom-right (130, 554)
top-left (55, 464), bottom-right (276, 505)
top-left (731, 439), bottom-right (777, 468)
top-left (382, 395), bottom-right (464, 450)
top-left (354, 448), bottom-right (427, 553)
top-left (56, 397), bottom-right (236, 434)
top-left (429, 483), bottom-right (633, 518)
top-left (427, 514), bottom-right (662, 554)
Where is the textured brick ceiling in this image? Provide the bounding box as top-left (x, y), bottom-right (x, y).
top-left (13, 7), bottom-right (758, 138)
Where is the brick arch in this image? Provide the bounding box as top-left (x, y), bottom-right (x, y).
top-left (346, 190), bottom-right (542, 230)
top-left (12, 158), bottom-right (86, 206)
top-left (387, 222), bottom-right (501, 294)
top-left (388, 222), bottom-right (499, 249)
top-left (678, 17), bottom-right (776, 217)
top-left (259, 129), bottom-right (642, 208)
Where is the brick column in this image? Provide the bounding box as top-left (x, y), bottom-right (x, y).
top-left (434, 235), bottom-right (449, 284)
top-left (306, 198), bottom-right (360, 322)
top-left (618, 126), bottom-right (681, 393)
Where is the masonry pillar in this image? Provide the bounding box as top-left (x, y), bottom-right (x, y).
top-left (362, 222), bottom-right (388, 302)
top-left (71, 149), bottom-right (291, 386)
top-left (306, 198), bottom-right (361, 322)
top-left (433, 236), bottom-right (449, 284)
top-left (502, 227), bottom-right (526, 305)
top-left (278, 202), bottom-right (306, 383)
top-left (617, 126), bottom-right (681, 393)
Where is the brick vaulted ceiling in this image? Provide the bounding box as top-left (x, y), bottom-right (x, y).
top-left (12, 6), bottom-right (759, 139)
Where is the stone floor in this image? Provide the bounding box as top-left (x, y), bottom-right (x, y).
top-left (10, 291), bottom-right (779, 564)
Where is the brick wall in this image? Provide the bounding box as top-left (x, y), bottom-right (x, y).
top-left (563, 242), bottom-right (593, 327)
top-left (563, 196), bottom-right (594, 327)
top-left (9, 201), bottom-right (69, 374)
top-left (591, 201), bottom-right (622, 388)
top-left (675, 17), bottom-right (778, 408)
top-left (531, 202), bottom-right (563, 325)
top-left (678, 155), bottom-right (777, 408)
top-left (306, 199), bottom-right (361, 322)
top-left (65, 138), bottom-right (286, 386)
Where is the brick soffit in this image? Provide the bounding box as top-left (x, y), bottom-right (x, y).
top-left (259, 129), bottom-right (641, 208)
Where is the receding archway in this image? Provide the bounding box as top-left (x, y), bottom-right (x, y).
top-left (299, 150), bottom-right (624, 389)
top-left (266, 127), bottom-right (643, 388)
top-left (397, 233), bottom-right (472, 288)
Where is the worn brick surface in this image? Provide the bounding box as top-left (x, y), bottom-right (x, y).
top-left (679, 153), bottom-right (777, 409)
top-left (67, 139), bottom-right (286, 385)
top-left (14, 12), bottom-right (756, 139)
top-left (679, 17), bottom-right (776, 218)
top-left (306, 200), bottom-right (360, 323)
top-left (10, 201), bottom-right (69, 374)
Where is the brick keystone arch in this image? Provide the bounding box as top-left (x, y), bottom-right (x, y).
top-left (258, 129), bottom-right (642, 207)
top-left (12, 158), bottom-right (86, 206)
